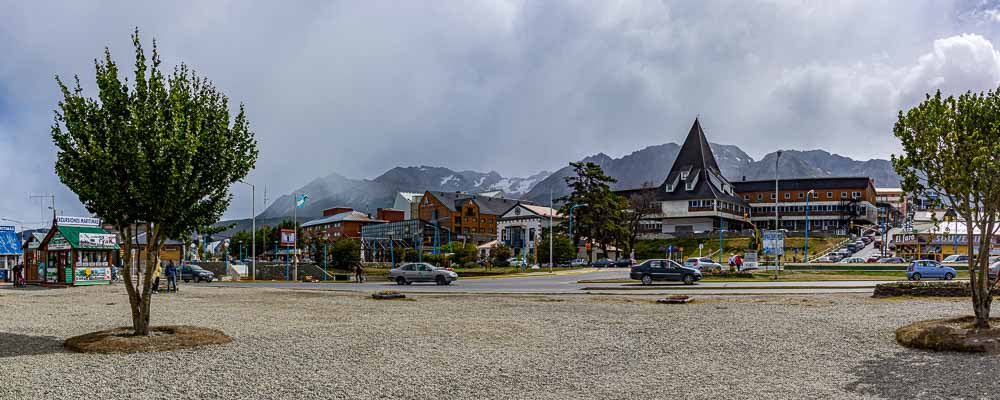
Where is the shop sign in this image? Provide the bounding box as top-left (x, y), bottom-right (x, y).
top-left (743, 251), bottom-right (758, 269)
top-left (0, 226), bottom-right (13, 232)
top-left (79, 233), bottom-right (116, 247)
top-left (48, 232), bottom-right (71, 251)
top-left (56, 216), bottom-right (101, 226)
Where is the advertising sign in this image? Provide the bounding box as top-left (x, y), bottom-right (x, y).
top-left (762, 230), bottom-right (784, 255)
top-left (56, 216), bottom-right (101, 227)
top-left (79, 233), bottom-right (116, 247)
top-left (743, 251), bottom-right (758, 270)
top-left (280, 229), bottom-right (296, 247)
top-left (75, 265), bottom-right (109, 282)
top-left (48, 232), bottom-right (71, 251)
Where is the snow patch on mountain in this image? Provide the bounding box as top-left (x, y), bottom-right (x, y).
top-left (440, 174), bottom-right (457, 186)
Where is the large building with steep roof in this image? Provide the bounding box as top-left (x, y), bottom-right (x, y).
top-left (617, 118), bottom-right (749, 234)
top-left (418, 191), bottom-right (523, 244)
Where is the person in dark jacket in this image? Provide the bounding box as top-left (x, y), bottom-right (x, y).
top-left (355, 263), bottom-right (365, 283)
top-left (165, 261), bottom-right (177, 292)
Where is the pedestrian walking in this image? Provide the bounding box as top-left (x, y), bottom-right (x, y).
top-left (728, 253), bottom-right (736, 272)
top-left (735, 254), bottom-right (743, 271)
top-left (355, 263), bottom-right (365, 283)
top-left (12, 263), bottom-right (24, 288)
top-left (152, 261), bottom-right (163, 293)
top-left (165, 260), bottom-right (177, 293)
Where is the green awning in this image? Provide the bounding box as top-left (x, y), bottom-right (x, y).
top-left (57, 226), bottom-right (119, 250)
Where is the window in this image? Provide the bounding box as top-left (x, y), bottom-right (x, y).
top-left (812, 192), bottom-right (819, 199)
top-left (454, 216), bottom-right (461, 225)
top-left (685, 179), bottom-right (695, 191)
top-left (827, 192), bottom-right (833, 198)
top-left (798, 192), bottom-right (804, 198)
top-left (841, 192), bottom-right (847, 198)
top-left (852, 191), bottom-right (861, 199)
top-left (680, 171), bottom-right (689, 179)
top-left (784, 193), bottom-right (791, 199)
top-left (689, 200), bottom-right (700, 208)
top-left (744, 195), bottom-right (749, 200)
top-left (757, 194), bottom-right (763, 200)
top-left (770, 193), bottom-right (776, 200)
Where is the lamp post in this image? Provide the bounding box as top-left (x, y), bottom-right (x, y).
top-left (774, 151), bottom-right (781, 279)
top-left (239, 180), bottom-right (256, 280)
top-left (805, 189), bottom-right (814, 263)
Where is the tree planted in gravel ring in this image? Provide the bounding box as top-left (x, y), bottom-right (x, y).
top-left (892, 89), bottom-right (1000, 329)
top-left (51, 29), bottom-right (258, 336)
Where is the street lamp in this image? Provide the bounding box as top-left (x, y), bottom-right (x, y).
top-left (774, 150), bottom-right (781, 279)
top-left (805, 189), bottom-right (815, 263)
top-left (238, 180), bottom-right (256, 280)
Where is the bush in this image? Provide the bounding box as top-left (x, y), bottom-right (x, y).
top-left (461, 262), bottom-right (479, 269)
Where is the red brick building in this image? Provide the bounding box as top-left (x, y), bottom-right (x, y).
top-left (302, 207), bottom-right (385, 241)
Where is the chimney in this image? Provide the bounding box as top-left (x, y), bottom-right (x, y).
top-left (742, 176), bottom-right (746, 182)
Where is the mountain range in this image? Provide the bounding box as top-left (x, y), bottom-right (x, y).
top-left (251, 143), bottom-right (900, 222)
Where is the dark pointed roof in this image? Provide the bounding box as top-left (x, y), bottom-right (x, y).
top-left (617, 118), bottom-right (743, 204)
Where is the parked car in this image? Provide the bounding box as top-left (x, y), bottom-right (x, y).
top-left (592, 258), bottom-right (613, 268)
top-left (683, 257), bottom-right (722, 272)
top-left (389, 262), bottom-right (458, 285)
top-left (942, 254), bottom-right (969, 264)
top-left (180, 264), bottom-right (215, 283)
top-left (570, 259), bottom-right (589, 267)
top-left (990, 261), bottom-right (1000, 281)
top-left (907, 260), bottom-right (957, 281)
top-left (877, 257), bottom-right (906, 264)
top-left (866, 256), bottom-right (881, 263)
top-left (815, 256), bottom-right (838, 263)
top-left (846, 243), bottom-right (859, 252)
top-left (630, 259), bottom-right (702, 285)
top-left (839, 257), bottom-right (866, 264)
top-left (614, 258), bottom-right (635, 268)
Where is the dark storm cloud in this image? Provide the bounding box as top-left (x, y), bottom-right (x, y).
top-left (2, 0), bottom-right (999, 224)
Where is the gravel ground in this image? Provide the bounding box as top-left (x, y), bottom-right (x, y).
top-left (1, 284), bottom-right (999, 399)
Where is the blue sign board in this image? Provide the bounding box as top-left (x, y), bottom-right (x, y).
top-left (0, 226), bottom-right (22, 255)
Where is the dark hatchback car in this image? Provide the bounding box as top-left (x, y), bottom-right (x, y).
top-left (180, 264), bottom-right (215, 283)
top-left (630, 259), bottom-right (703, 285)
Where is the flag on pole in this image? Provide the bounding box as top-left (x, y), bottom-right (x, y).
top-left (296, 194), bottom-right (309, 208)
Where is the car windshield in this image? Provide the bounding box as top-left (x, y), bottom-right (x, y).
top-left (188, 265), bottom-right (204, 271)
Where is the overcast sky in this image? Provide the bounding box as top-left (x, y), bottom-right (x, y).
top-left (4, 0), bottom-right (1000, 227)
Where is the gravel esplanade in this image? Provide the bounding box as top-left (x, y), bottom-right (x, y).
top-left (1, 285), bottom-right (998, 399)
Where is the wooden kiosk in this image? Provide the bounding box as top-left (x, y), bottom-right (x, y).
top-left (37, 216), bottom-right (117, 286)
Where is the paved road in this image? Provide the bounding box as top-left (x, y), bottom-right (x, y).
top-left (207, 269), bottom-right (890, 295)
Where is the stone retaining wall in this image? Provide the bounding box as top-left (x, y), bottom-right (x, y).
top-left (872, 282), bottom-right (1000, 298)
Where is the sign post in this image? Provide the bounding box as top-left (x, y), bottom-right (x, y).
top-left (762, 230), bottom-right (785, 278)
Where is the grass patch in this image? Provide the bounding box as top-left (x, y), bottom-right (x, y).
top-left (64, 325), bottom-right (232, 354)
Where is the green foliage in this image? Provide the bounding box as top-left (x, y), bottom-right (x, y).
top-left (536, 230), bottom-right (577, 264)
top-left (328, 239), bottom-right (361, 269)
top-left (557, 162), bottom-right (628, 255)
top-left (892, 88), bottom-right (1000, 328)
top-left (451, 242), bottom-right (478, 265)
top-left (491, 244), bottom-right (512, 268)
top-left (50, 29), bottom-right (257, 335)
top-left (404, 249), bottom-right (420, 262)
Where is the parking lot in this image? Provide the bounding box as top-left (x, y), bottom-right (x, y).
top-left (3, 284), bottom-right (999, 399)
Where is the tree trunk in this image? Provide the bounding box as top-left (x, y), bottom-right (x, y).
top-left (119, 225), bottom-right (145, 335)
top-left (968, 219), bottom-right (992, 330)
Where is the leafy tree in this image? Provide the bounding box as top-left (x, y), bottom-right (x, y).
top-left (893, 89), bottom-right (1000, 329)
top-left (51, 30), bottom-right (257, 335)
top-left (557, 162), bottom-right (628, 260)
top-left (328, 239), bottom-right (361, 270)
top-left (491, 244), bottom-right (512, 268)
top-left (228, 230), bottom-right (253, 259)
top-left (451, 242), bottom-right (478, 265)
top-left (537, 229), bottom-right (577, 265)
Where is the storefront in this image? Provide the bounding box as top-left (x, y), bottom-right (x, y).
top-left (38, 217), bottom-right (117, 286)
top-left (22, 232), bottom-right (46, 282)
top-left (0, 225), bottom-right (22, 281)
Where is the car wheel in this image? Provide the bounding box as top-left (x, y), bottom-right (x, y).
top-left (436, 276), bottom-right (446, 285)
top-left (683, 274), bottom-right (694, 285)
top-left (912, 273), bottom-right (921, 281)
top-left (641, 274), bottom-right (652, 286)
top-left (396, 277), bottom-right (406, 285)
top-left (945, 272), bottom-right (954, 280)
top-left (183, 279), bottom-right (190, 283)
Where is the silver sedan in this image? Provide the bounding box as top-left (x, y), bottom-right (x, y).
top-left (388, 263), bottom-right (458, 285)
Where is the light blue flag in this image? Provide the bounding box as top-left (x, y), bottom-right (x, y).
top-left (296, 194), bottom-right (309, 208)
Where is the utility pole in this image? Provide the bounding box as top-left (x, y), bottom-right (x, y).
top-left (549, 188), bottom-right (554, 273)
top-left (240, 181), bottom-right (256, 281)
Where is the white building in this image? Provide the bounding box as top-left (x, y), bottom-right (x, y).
top-left (393, 192), bottom-right (424, 220)
top-left (497, 202), bottom-right (564, 258)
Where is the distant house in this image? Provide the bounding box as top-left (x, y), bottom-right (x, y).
top-left (617, 118), bottom-right (749, 234)
top-left (302, 207), bottom-right (385, 241)
top-left (497, 202), bottom-right (563, 258)
top-left (418, 191), bottom-right (523, 244)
